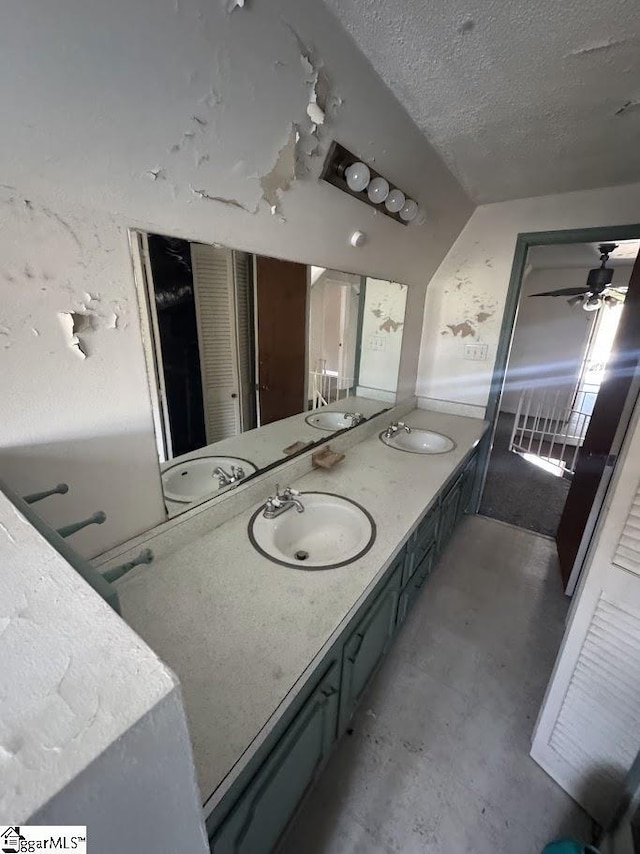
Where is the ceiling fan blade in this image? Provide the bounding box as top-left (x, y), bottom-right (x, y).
top-left (529, 287), bottom-right (591, 297)
top-left (604, 289), bottom-right (626, 302)
top-left (567, 295), bottom-right (585, 307)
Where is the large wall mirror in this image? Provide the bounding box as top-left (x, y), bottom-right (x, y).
top-left (133, 232), bottom-right (409, 517)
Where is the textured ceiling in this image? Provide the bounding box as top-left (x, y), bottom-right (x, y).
top-left (323, 0), bottom-right (640, 203)
top-left (528, 240), bottom-right (640, 269)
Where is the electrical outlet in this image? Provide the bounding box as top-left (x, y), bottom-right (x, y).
top-left (369, 335), bottom-right (385, 351)
top-left (464, 343), bottom-right (488, 361)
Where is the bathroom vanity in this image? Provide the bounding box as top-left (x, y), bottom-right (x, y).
top-left (101, 406), bottom-right (488, 852)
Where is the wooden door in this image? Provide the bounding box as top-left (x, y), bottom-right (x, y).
top-left (557, 249), bottom-right (640, 587)
top-left (254, 257), bottom-right (307, 425)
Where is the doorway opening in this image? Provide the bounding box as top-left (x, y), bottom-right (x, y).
top-left (479, 231), bottom-right (640, 592)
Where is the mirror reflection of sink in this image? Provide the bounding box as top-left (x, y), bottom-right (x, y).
top-left (305, 411), bottom-right (356, 431)
top-left (249, 492), bottom-right (376, 569)
top-left (380, 428), bottom-right (456, 455)
top-left (162, 456), bottom-right (258, 504)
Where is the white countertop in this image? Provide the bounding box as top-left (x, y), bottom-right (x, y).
top-left (117, 409), bottom-right (488, 807)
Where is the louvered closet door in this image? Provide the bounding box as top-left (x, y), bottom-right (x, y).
top-left (531, 402), bottom-right (640, 825)
top-left (191, 243), bottom-right (241, 443)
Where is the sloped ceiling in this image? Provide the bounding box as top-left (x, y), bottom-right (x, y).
top-left (323, 0), bottom-right (640, 203)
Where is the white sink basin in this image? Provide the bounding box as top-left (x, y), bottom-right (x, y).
top-left (380, 428), bottom-right (456, 455)
top-left (162, 456), bottom-right (258, 503)
top-left (249, 492), bottom-right (376, 569)
top-left (305, 411), bottom-right (354, 431)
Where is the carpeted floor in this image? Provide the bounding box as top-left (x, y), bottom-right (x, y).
top-left (479, 412), bottom-right (571, 538)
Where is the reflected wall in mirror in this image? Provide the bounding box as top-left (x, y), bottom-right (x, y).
top-left (134, 232), bottom-right (408, 517)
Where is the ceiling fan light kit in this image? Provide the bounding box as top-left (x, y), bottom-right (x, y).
top-left (529, 243), bottom-right (627, 312)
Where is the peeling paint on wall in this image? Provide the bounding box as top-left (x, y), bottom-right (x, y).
top-left (189, 186), bottom-right (257, 213)
top-left (446, 321), bottom-right (476, 338)
top-left (58, 312), bottom-right (87, 359)
top-left (566, 37), bottom-right (636, 57)
top-left (615, 99), bottom-right (640, 117)
top-left (260, 124), bottom-right (297, 214)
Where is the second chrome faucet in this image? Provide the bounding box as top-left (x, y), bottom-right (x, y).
top-left (383, 421), bottom-right (412, 439)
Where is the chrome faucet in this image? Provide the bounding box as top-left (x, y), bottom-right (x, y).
top-left (213, 465), bottom-right (246, 488)
top-left (263, 485), bottom-right (305, 519)
top-left (344, 412), bottom-right (365, 427)
top-left (383, 421), bottom-right (412, 439)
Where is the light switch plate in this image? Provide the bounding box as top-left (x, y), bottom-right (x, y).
top-left (464, 343), bottom-right (488, 361)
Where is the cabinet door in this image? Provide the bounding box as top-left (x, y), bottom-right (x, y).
top-left (338, 557), bottom-right (403, 733)
top-left (403, 503), bottom-right (439, 586)
top-left (211, 662), bottom-right (339, 854)
top-left (438, 476), bottom-right (462, 553)
top-left (398, 542), bottom-right (436, 626)
top-left (458, 451), bottom-right (478, 520)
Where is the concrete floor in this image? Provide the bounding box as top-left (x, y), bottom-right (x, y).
top-left (279, 515), bottom-right (592, 854)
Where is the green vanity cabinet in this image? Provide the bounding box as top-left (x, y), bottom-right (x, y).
top-left (458, 451), bottom-right (478, 520)
top-left (402, 503), bottom-right (439, 587)
top-left (397, 541), bottom-right (437, 625)
top-left (210, 661), bottom-right (340, 854)
top-left (438, 474), bottom-right (463, 553)
top-left (206, 442), bottom-right (486, 853)
top-left (338, 553), bottom-right (404, 734)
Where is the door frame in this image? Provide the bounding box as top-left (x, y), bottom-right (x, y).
top-left (479, 223), bottom-right (640, 594)
top-left (127, 229), bottom-right (173, 463)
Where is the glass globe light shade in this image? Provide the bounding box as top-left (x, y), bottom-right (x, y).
top-left (411, 207), bottom-right (427, 226)
top-left (345, 162), bottom-right (371, 193)
top-left (367, 177), bottom-right (389, 204)
top-left (385, 189), bottom-right (405, 213)
top-left (583, 296), bottom-right (602, 312)
top-left (399, 199), bottom-right (418, 222)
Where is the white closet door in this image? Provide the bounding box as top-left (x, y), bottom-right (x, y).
top-left (232, 250), bottom-right (254, 432)
top-left (190, 243), bottom-right (241, 444)
top-left (531, 402), bottom-right (640, 825)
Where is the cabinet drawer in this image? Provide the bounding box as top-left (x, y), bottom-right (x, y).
top-left (403, 504), bottom-right (439, 586)
top-left (397, 541), bottom-right (436, 626)
top-left (210, 662), bottom-right (340, 854)
top-left (338, 555), bottom-right (403, 733)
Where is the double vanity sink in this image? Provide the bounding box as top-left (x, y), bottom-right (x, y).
top-left (111, 406), bottom-right (486, 851)
top-left (247, 422), bottom-right (455, 571)
top-left (162, 422), bottom-right (456, 557)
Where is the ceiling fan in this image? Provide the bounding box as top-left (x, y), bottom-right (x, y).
top-left (529, 243), bottom-right (628, 312)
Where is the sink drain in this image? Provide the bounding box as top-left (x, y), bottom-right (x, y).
top-left (294, 550), bottom-right (310, 561)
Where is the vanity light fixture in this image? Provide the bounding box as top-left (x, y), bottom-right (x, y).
top-left (321, 141), bottom-right (424, 226)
